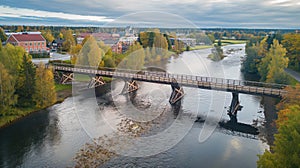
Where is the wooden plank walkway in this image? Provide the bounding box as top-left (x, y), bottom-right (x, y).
top-left (52, 64), bottom-right (288, 97)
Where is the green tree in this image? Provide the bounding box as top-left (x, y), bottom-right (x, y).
top-left (257, 105), bottom-right (300, 168)
top-left (0, 28), bottom-right (7, 42)
top-left (0, 63), bottom-right (17, 115)
top-left (242, 43), bottom-right (260, 74)
top-left (209, 44), bottom-right (224, 61)
top-left (139, 32), bottom-right (149, 48)
top-left (33, 63), bottom-right (56, 108)
top-left (217, 39), bottom-right (222, 46)
top-left (101, 49), bottom-right (115, 68)
top-left (0, 43), bottom-right (25, 78)
top-left (16, 54), bottom-right (36, 107)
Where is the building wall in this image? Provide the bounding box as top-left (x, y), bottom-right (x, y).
top-left (6, 35), bottom-right (47, 52)
top-left (12, 41), bottom-right (46, 52)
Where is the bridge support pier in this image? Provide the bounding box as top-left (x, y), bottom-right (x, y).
top-left (122, 80), bottom-right (139, 94)
top-left (169, 78), bottom-right (184, 105)
top-left (227, 92), bottom-right (243, 121)
top-left (88, 75), bottom-right (105, 88)
top-left (57, 72), bottom-right (74, 84)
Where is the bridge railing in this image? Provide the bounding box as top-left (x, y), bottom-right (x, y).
top-left (166, 73), bottom-right (287, 90)
top-left (52, 63), bottom-right (287, 91)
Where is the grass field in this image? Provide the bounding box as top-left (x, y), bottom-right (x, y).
top-left (214, 39), bottom-right (247, 45)
top-left (55, 84), bottom-right (72, 91)
top-left (188, 45), bottom-right (213, 51)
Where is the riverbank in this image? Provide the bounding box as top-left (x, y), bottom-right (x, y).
top-left (0, 84), bottom-right (72, 129)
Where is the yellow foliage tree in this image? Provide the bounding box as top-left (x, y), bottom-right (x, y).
top-left (0, 63), bottom-right (17, 114)
top-left (33, 63), bottom-right (56, 108)
top-left (77, 36), bottom-right (104, 67)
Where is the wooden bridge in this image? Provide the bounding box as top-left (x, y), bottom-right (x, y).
top-left (51, 63), bottom-right (288, 118)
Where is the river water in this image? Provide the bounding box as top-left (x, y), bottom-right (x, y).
top-left (0, 44), bottom-right (277, 168)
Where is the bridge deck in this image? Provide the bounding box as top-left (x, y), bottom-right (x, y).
top-left (52, 64), bottom-right (287, 97)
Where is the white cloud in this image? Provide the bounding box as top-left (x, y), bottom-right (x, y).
top-left (0, 0), bottom-right (299, 28)
top-left (0, 5), bottom-right (114, 22)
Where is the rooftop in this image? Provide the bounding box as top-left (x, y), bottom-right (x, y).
top-left (9, 33), bottom-right (45, 42)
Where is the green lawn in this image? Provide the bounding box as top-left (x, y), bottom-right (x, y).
top-left (188, 45), bottom-right (213, 51)
top-left (214, 39), bottom-right (247, 45)
top-left (55, 84), bottom-right (72, 91)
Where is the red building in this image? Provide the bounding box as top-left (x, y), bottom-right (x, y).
top-left (6, 32), bottom-right (47, 53)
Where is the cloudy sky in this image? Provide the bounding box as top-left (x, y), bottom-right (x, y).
top-left (0, 0), bottom-right (299, 28)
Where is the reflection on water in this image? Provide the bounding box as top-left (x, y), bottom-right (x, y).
top-left (0, 44), bottom-right (278, 167)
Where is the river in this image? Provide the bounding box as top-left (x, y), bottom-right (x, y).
top-left (0, 44), bottom-right (277, 168)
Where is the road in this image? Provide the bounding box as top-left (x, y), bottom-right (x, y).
top-left (285, 68), bottom-right (300, 82)
top-left (32, 52), bottom-right (70, 64)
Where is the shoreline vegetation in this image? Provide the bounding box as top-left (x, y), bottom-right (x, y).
top-left (0, 84), bottom-right (72, 129)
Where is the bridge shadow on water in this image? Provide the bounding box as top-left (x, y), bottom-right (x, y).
top-left (194, 115), bottom-right (259, 140)
top-left (170, 100), bottom-right (259, 140)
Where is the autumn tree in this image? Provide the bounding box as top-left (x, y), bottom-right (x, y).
top-left (16, 25), bottom-right (24, 32)
top-left (257, 105), bottom-right (300, 168)
top-left (42, 30), bottom-right (55, 45)
top-left (62, 29), bottom-right (76, 52)
top-left (282, 33), bottom-right (300, 71)
top-left (153, 33), bottom-right (168, 59)
top-left (258, 39), bottom-right (289, 84)
top-left (81, 35), bottom-right (91, 46)
top-left (77, 36), bottom-right (104, 67)
top-left (258, 36), bottom-right (268, 57)
top-left (70, 44), bottom-right (83, 64)
top-left (58, 32), bottom-right (64, 39)
top-left (0, 63), bottom-right (17, 115)
top-left (276, 84), bottom-right (300, 110)
top-left (33, 63), bottom-right (56, 108)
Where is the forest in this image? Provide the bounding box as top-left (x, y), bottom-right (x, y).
top-left (0, 43), bottom-right (57, 126)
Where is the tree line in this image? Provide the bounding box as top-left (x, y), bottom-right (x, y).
top-left (70, 30), bottom-right (185, 70)
top-left (257, 84), bottom-right (300, 167)
top-left (0, 43), bottom-right (56, 117)
top-left (242, 33), bottom-right (300, 84)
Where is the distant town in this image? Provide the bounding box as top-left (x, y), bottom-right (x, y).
top-left (1, 25), bottom-right (299, 58)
